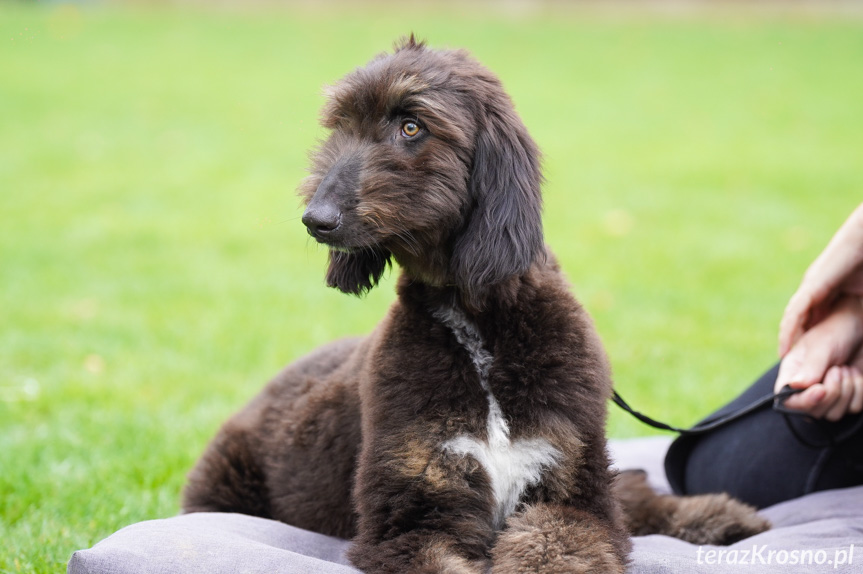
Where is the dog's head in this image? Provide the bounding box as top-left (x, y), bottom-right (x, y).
top-left (300, 37), bottom-right (543, 311)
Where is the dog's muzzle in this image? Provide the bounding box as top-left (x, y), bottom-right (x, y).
top-left (303, 159), bottom-right (361, 242)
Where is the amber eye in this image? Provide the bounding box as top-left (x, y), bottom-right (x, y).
top-left (401, 120), bottom-right (421, 138)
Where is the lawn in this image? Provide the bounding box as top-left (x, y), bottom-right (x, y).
top-left (1, 2), bottom-right (861, 571)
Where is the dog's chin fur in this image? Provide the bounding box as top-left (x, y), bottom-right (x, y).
top-left (183, 37), bottom-right (769, 573)
top-left (325, 248), bottom-right (392, 296)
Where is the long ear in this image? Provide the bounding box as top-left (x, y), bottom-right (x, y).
top-left (451, 100), bottom-right (544, 311)
top-left (326, 248), bottom-right (391, 296)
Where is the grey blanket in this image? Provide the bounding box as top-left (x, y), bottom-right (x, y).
top-left (68, 437), bottom-right (863, 573)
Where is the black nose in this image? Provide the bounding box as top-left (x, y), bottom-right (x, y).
top-left (302, 202), bottom-right (341, 237)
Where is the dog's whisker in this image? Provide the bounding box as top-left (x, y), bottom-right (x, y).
top-left (385, 223), bottom-right (418, 251)
top-left (356, 213), bottom-right (421, 256)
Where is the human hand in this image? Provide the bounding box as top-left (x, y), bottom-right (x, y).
top-left (775, 296), bottom-right (863, 420)
top-left (779, 204), bottom-right (863, 357)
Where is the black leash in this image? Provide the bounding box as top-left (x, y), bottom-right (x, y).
top-left (611, 386), bottom-right (804, 436)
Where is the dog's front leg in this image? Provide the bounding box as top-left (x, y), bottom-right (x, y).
top-left (349, 531), bottom-right (490, 574)
top-left (490, 503), bottom-right (628, 574)
top-left (347, 436), bottom-right (495, 574)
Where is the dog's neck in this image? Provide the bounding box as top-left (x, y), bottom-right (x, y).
top-left (391, 250), bottom-right (454, 289)
top-left (396, 269), bottom-right (526, 317)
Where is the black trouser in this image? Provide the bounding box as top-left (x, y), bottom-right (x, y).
top-left (664, 363), bottom-right (863, 508)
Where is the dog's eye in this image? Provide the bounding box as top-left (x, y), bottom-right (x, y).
top-left (401, 121), bottom-right (421, 138)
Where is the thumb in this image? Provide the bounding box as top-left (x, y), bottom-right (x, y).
top-left (778, 291), bottom-right (813, 357)
top-left (775, 338), bottom-right (835, 394)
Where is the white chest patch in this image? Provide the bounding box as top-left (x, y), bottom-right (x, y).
top-left (434, 306), bottom-right (561, 529)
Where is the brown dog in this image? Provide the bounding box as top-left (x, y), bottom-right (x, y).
top-left (183, 37), bottom-right (768, 573)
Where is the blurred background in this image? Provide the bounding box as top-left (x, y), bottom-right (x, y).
top-left (1, 0), bottom-right (861, 570)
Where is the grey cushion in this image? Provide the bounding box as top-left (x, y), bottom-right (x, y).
top-left (68, 512), bottom-right (360, 574)
top-left (68, 437), bottom-right (863, 573)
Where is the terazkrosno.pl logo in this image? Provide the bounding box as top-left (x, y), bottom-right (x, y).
top-left (696, 544), bottom-right (855, 569)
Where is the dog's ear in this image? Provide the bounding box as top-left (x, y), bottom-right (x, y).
top-left (452, 98), bottom-right (544, 311)
top-left (326, 248), bottom-right (391, 296)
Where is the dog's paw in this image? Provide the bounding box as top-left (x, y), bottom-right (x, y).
top-left (670, 493), bottom-right (770, 545)
top-left (491, 505), bottom-right (626, 574)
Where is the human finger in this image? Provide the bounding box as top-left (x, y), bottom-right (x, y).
top-left (824, 366), bottom-right (855, 422)
top-left (780, 383), bottom-right (827, 412)
top-left (810, 367), bottom-right (844, 419)
top-left (848, 352), bottom-right (863, 415)
top-left (778, 291), bottom-right (814, 357)
top-left (848, 367), bottom-right (863, 415)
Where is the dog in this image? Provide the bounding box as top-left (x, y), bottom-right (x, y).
top-left (182, 37), bottom-right (768, 573)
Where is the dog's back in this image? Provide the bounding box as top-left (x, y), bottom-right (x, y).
top-left (183, 337), bottom-right (365, 537)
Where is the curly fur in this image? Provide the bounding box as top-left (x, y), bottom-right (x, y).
top-left (182, 37), bottom-right (767, 573)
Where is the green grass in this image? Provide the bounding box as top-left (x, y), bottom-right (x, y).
top-left (2, 3), bottom-right (862, 571)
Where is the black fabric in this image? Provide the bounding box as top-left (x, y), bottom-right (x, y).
top-left (665, 362), bottom-right (863, 509)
